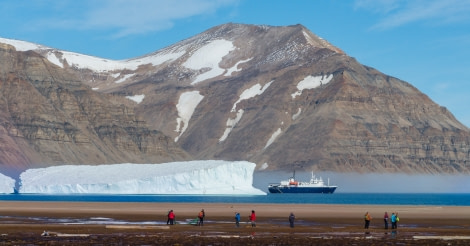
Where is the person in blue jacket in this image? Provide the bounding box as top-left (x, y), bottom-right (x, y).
top-left (235, 212), bottom-right (241, 227)
top-left (391, 212), bottom-right (397, 229)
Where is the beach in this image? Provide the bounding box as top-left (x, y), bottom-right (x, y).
top-left (0, 201), bottom-right (469, 245)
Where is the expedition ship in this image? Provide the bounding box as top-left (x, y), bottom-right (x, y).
top-left (268, 172), bottom-right (337, 193)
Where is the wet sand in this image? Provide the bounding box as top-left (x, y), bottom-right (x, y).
top-left (0, 202), bottom-right (469, 245)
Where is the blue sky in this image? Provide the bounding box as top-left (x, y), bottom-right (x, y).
top-left (1, 0), bottom-right (469, 127)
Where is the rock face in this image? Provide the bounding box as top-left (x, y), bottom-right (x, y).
top-left (1, 23), bottom-right (469, 174)
top-left (0, 43), bottom-right (189, 176)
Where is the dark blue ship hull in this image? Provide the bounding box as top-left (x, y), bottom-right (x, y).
top-left (268, 186), bottom-right (337, 194)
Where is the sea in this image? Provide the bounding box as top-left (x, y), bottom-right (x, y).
top-left (0, 193), bottom-right (469, 206)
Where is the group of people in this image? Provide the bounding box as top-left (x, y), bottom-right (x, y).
top-left (234, 210), bottom-right (258, 227)
top-left (167, 209), bottom-right (205, 226)
top-left (170, 209), bottom-right (400, 229)
top-left (364, 211), bottom-right (400, 229)
top-left (167, 209), bottom-right (297, 228)
top-left (384, 211), bottom-right (399, 229)
top-left (235, 210), bottom-right (295, 228)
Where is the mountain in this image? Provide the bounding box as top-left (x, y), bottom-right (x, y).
top-left (1, 23), bottom-right (469, 175)
top-left (0, 42), bottom-right (189, 177)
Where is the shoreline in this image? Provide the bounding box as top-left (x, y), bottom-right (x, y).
top-left (0, 202), bottom-right (469, 245)
top-left (1, 201), bottom-right (469, 214)
top-left (1, 202), bottom-right (469, 222)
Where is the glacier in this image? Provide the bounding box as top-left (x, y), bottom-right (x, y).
top-left (0, 173), bottom-right (15, 193)
top-left (18, 160), bottom-right (266, 195)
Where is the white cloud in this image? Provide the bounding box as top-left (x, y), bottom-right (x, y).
top-left (355, 0), bottom-right (470, 30)
top-left (433, 82), bottom-right (450, 92)
top-left (354, 0), bottom-right (402, 14)
top-left (26, 0), bottom-right (239, 38)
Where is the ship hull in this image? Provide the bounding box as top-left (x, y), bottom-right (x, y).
top-left (268, 186), bottom-right (337, 194)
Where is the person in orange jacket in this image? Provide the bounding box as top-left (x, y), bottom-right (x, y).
top-left (364, 211), bottom-right (372, 229)
top-left (197, 209), bottom-right (205, 226)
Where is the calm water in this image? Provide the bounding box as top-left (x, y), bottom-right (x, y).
top-left (0, 193), bottom-right (469, 206)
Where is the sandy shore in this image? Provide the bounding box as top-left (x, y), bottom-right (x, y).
top-left (0, 202), bottom-right (469, 245)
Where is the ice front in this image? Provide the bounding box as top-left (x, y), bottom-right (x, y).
top-left (18, 160), bottom-right (266, 195)
top-left (0, 173), bottom-right (15, 193)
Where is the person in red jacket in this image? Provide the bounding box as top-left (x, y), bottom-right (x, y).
top-left (384, 212), bottom-right (389, 229)
top-left (168, 210), bottom-right (175, 225)
top-left (249, 210), bottom-right (256, 227)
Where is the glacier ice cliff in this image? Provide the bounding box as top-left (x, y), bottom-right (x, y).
top-left (18, 160), bottom-right (266, 195)
top-left (0, 173), bottom-right (15, 193)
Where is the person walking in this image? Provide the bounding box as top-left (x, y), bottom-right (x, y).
top-left (197, 209), bottom-right (205, 226)
top-left (235, 212), bottom-right (241, 227)
top-left (166, 210), bottom-right (171, 225)
top-left (384, 212), bottom-right (389, 229)
top-left (249, 210), bottom-right (256, 227)
top-left (364, 211), bottom-right (372, 229)
top-left (395, 212), bottom-right (399, 229)
top-left (168, 210), bottom-right (175, 225)
top-left (391, 212), bottom-right (397, 229)
top-left (289, 212), bottom-right (295, 228)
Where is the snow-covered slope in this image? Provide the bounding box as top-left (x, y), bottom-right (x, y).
top-left (0, 173), bottom-right (15, 194)
top-left (182, 39), bottom-right (235, 84)
top-left (0, 36), bottom-right (253, 83)
top-left (18, 161), bottom-right (265, 195)
top-left (0, 37), bottom-right (185, 72)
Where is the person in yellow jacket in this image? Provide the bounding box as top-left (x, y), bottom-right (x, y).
top-left (364, 211), bottom-right (372, 229)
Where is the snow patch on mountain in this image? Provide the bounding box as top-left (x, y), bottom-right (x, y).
top-left (115, 74), bottom-right (135, 84)
top-left (126, 94), bottom-right (145, 104)
top-left (0, 173), bottom-right (15, 194)
top-left (0, 37), bottom-right (47, 51)
top-left (302, 31), bottom-right (342, 54)
top-left (220, 81), bottom-right (273, 142)
top-left (292, 108), bottom-right (302, 120)
top-left (219, 109), bottom-right (244, 142)
top-left (291, 74), bottom-right (333, 98)
top-left (259, 163), bottom-right (269, 170)
top-left (303, 31), bottom-right (318, 47)
top-left (18, 161), bottom-right (265, 195)
top-left (46, 52), bottom-right (64, 68)
top-left (110, 73), bottom-right (120, 78)
top-left (225, 57), bottom-right (253, 76)
top-left (175, 91), bottom-right (204, 142)
top-left (0, 37), bottom-right (185, 72)
top-left (231, 81), bottom-right (273, 112)
top-left (182, 39), bottom-right (235, 84)
top-left (60, 50), bottom-right (185, 72)
top-left (264, 128), bottom-right (282, 149)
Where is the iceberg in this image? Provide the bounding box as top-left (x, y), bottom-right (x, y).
top-left (0, 173), bottom-right (15, 193)
top-left (18, 160), bottom-right (266, 195)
